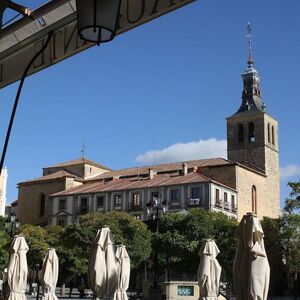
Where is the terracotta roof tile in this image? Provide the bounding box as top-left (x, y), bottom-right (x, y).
top-left (43, 157), bottom-right (111, 171)
top-left (85, 158), bottom-right (230, 181)
top-left (18, 170), bottom-right (79, 185)
top-left (51, 171), bottom-right (227, 197)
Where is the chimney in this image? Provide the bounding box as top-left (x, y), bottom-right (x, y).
top-left (149, 168), bottom-right (155, 180)
top-left (182, 163), bottom-right (188, 176)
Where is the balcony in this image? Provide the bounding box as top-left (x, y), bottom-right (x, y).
top-left (215, 199), bottom-right (223, 208)
top-left (224, 202), bottom-right (230, 210)
top-left (187, 198), bottom-right (202, 207)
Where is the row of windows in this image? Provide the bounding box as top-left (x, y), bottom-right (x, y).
top-left (214, 186), bottom-right (256, 213)
top-left (215, 188), bottom-right (236, 211)
top-left (57, 187), bottom-right (204, 213)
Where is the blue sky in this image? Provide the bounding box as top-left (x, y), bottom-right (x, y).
top-left (1, 0), bottom-right (300, 207)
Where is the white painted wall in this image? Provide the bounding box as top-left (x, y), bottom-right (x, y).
top-left (0, 168), bottom-right (8, 217)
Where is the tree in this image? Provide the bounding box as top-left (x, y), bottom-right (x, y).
top-left (284, 181), bottom-right (300, 213)
top-left (20, 224), bottom-right (48, 268)
top-left (58, 211), bottom-right (152, 283)
top-left (156, 208), bottom-right (238, 281)
top-left (281, 180), bottom-right (300, 297)
top-left (262, 217), bottom-right (285, 295)
top-left (0, 229), bottom-right (9, 270)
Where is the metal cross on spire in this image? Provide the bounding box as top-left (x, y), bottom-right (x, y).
top-left (246, 22), bottom-right (254, 67)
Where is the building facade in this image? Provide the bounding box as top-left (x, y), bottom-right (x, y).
top-left (50, 162), bottom-right (238, 226)
top-left (0, 168), bottom-right (8, 217)
top-left (17, 158), bottom-right (111, 225)
top-left (16, 56), bottom-right (280, 226)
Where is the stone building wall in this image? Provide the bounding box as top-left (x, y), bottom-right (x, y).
top-left (18, 179), bottom-right (70, 225)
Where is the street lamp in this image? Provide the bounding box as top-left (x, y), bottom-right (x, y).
top-left (5, 211), bottom-right (20, 237)
top-left (146, 195), bottom-right (168, 299)
top-left (35, 263), bottom-right (40, 300)
top-left (76, 0), bottom-right (121, 45)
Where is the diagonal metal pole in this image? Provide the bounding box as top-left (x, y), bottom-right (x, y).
top-left (0, 31), bottom-right (53, 175)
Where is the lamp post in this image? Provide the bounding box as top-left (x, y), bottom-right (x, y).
top-left (146, 195), bottom-right (168, 299)
top-left (35, 263), bottom-right (40, 300)
top-left (5, 211), bottom-right (20, 237)
top-left (76, 0), bottom-right (121, 45)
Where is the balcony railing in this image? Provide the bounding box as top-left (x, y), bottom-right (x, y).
top-left (215, 199), bottom-right (223, 208)
top-left (214, 199), bottom-right (238, 214)
top-left (187, 198), bottom-right (203, 207)
top-left (224, 202), bottom-right (230, 210)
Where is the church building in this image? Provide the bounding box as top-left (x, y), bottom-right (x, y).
top-left (16, 49), bottom-right (280, 226)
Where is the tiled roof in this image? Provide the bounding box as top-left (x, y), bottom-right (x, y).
top-left (43, 157), bottom-right (111, 171)
top-left (51, 170), bottom-right (234, 197)
top-left (85, 158), bottom-right (231, 181)
top-left (18, 170), bottom-right (79, 185)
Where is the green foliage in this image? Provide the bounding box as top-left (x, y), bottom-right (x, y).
top-left (0, 229), bottom-right (9, 270)
top-left (280, 213), bottom-right (300, 274)
top-left (262, 217), bottom-right (285, 295)
top-left (284, 181), bottom-right (300, 213)
top-left (0, 216), bottom-right (7, 231)
top-left (156, 208), bottom-right (238, 280)
top-left (57, 211), bottom-right (151, 283)
top-left (20, 224), bottom-right (49, 268)
top-left (280, 180), bottom-right (300, 291)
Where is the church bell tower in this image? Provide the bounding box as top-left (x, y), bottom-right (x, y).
top-left (226, 24), bottom-right (280, 218)
top-left (227, 25), bottom-right (279, 177)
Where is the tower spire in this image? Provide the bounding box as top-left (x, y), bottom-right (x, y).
top-left (246, 22), bottom-right (254, 67)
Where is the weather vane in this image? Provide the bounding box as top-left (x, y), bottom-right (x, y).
top-left (246, 22), bottom-right (254, 66)
top-left (81, 144), bottom-right (86, 158)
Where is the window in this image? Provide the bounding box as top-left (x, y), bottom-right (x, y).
top-left (151, 192), bottom-right (159, 202)
top-left (272, 125), bottom-right (275, 145)
top-left (114, 194), bottom-right (122, 207)
top-left (40, 194), bottom-right (45, 217)
top-left (59, 198), bottom-right (66, 210)
top-left (231, 195), bottom-right (236, 211)
top-left (80, 197), bottom-right (88, 214)
top-left (238, 124), bottom-right (244, 143)
top-left (57, 216), bottom-right (67, 227)
top-left (191, 187), bottom-right (201, 199)
top-left (170, 189), bottom-right (180, 201)
top-left (252, 186), bottom-right (257, 214)
top-left (170, 189), bottom-right (180, 206)
top-left (215, 189), bottom-right (221, 206)
top-left (177, 286), bottom-right (194, 296)
top-left (248, 122), bottom-right (255, 142)
top-left (96, 196), bottom-right (104, 209)
top-left (132, 193), bottom-right (141, 208)
top-left (224, 192), bottom-right (228, 203)
top-left (267, 123), bottom-right (271, 143)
